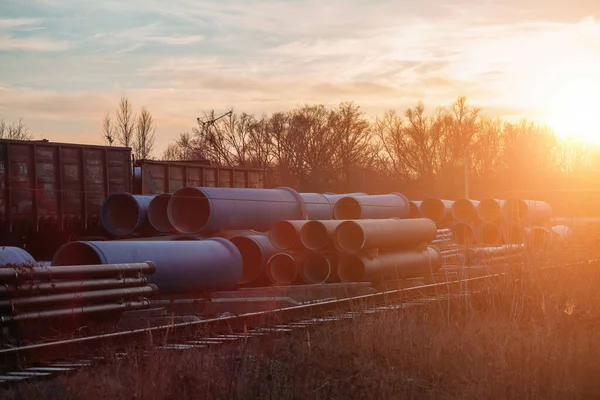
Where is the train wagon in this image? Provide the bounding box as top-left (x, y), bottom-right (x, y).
top-left (0, 138), bottom-right (267, 260)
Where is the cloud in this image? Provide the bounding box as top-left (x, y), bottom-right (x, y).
top-left (0, 18), bottom-right (43, 28)
top-left (0, 35), bottom-right (69, 51)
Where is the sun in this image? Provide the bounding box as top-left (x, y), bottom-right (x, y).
top-left (539, 69), bottom-right (600, 145)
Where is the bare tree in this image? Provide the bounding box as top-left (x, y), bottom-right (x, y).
top-left (134, 107), bottom-right (156, 160)
top-left (115, 96), bottom-right (135, 148)
top-left (102, 112), bottom-right (114, 146)
top-left (0, 118), bottom-right (33, 140)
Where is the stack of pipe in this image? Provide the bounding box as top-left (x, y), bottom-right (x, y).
top-left (465, 244), bottom-right (525, 266)
top-left (0, 246), bottom-right (157, 324)
top-left (265, 218), bottom-right (443, 285)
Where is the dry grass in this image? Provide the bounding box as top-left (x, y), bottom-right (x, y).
top-left (4, 259), bottom-right (600, 399)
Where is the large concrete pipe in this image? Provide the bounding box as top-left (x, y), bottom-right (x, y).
top-left (299, 220), bottom-right (346, 251)
top-left (503, 223), bottom-right (526, 244)
top-left (265, 253), bottom-right (302, 285)
top-left (168, 187), bottom-right (306, 234)
top-left (477, 199), bottom-right (505, 224)
top-left (0, 246), bottom-right (36, 266)
top-left (229, 234), bottom-right (279, 285)
top-left (476, 223), bottom-right (503, 245)
top-left (51, 239), bottom-right (242, 293)
top-left (502, 199), bottom-right (552, 225)
top-left (526, 227), bottom-right (550, 249)
top-left (299, 253), bottom-right (332, 284)
top-left (269, 220), bottom-right (310, 250)
top-left (551, 225), bottom-right (573, 241)
top-left (299, 192), bottom-right (366, 220)
top-left (333, 193), bottom-right (410, 220)
top-left (409, 201), bottom-right (422, 218)
top-left (419, 198), bottom-right (454, 224)
top-left (337, 246), bottom-right (442, 282)
top-left (452, 199), bottom-right (481, 224)
top-left (147, 193), bottom-right (174, 233)
top-left (101, 193), bottom-right (156, 237)
top-left (452, 222), bottom-right (476, 245)
top-left (333, 218), bottom-right (437, 255)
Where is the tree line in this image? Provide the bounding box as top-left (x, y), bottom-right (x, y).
top-left (101, 96), bottom-right (156, 161)
top-left (160, 97), bottom-right (600, 200)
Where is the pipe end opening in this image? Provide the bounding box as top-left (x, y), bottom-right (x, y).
top-left (333, 197), bottom-right (361, 220)
top-left (169, 188), bottom-right (210, 234)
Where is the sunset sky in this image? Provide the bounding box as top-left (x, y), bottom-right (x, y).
top-left (1, 0), bottom-right (599, 153)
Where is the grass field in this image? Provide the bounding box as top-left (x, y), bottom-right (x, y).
top-left (4, 257), bottom-right (600, 399)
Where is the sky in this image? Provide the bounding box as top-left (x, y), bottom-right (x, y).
top-left (1, 0), bottom-right (600, 154)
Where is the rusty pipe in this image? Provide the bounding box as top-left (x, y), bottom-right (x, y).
top-left (452, 199), bottom-right (480, 224)
top-left (299, 220), bottom-right (346, 251)
top-left (477, 199), bottom-right (505, 224)
top-left (476, 223), bottom-right (503, 245)
top-left (0, 262), bottom-right (156, 283)
top-left (419, 198), bottom-right (454, 223)
top-left (229, 234), bottom-right (279, 285)
top-left (0, 277), bottom-right (149, 297)
top-left (299, 253), bottom-right (332, 284)
top-left (452, 222), bottom-right (476, 245)
top-left (269, 220), bottom-right (310, 250)
top-left (147, 193), bottom-right (175, 233)
top-left (265, 253), bottom-right (303, 285)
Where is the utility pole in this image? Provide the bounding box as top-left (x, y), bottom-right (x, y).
top-left (464, 152), bottom-right (470, 198)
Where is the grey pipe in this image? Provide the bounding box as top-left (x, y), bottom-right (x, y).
top-left (476, 223), bottom-right (503, 245)
top-left (299, 220), bottom-right (345, 251)
top-left (298, 192), bottom-right (367, 220)
top-left (333, 218), bottom-right (437, 255)
top-left (409, 201), bottom-right (422, 218)
top-left (452, 222), bottom-right (476, 245)
top-left (51, 239), bottom-right (242, 294)
top-left (503, 223), bottom-right (526, 244)
top-left (269, 220), bottom-right (310, 250)
top-left (147, 193), bottom-right (174, 233)
top-left (0, 262), bottom-right (156, 283)
top-left (333, 193), bottom-right (410, 220)
top-left (0, 277), bottom-right (149, 296)
top-left (419, 198), bottom-right (454, 223)
top-left (0, 300), bottom-right (151, 323)
top-left (452, 199), bottom-right (481, 224)
top-left (101, 193), bottom-right (156, 237)
top-left (229, 235), bottom-right (279, 285)
top-left (0, 246), bottom-right (36, 267)
top-left (337, 246), bottom-right (442, 282)
top-left (502, 199), bottom-right (552, 226)
top-left (526, 226), bottom-right (550, 249)
top-left (0, 285), bottom-right (158, 313)
top-left (168, 186), bottom-right (306, 234)
top-left (477, 199), bottom-right (506, 224)
top-left (299, 253), bottom-right (332, 284)
top-left (265, 253), bottom-right (302, 285)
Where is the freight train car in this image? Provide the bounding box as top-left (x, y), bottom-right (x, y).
top-left (0, 138), bottom-right (266, 260)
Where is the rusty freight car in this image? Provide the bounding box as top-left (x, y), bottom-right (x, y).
top-left (0, 139), bottom-right (132, 259)
top-left (0, 138), bottom-right (267, 260)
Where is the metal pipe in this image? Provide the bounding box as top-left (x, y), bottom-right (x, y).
top-left (477, 199), bottom-right (505, 224)
top-left (229, 235), bottom-right (279, 285)
top-left (466, 245), bottom-right (525, 261)
top-left (299, 253), bottom-right (332, 284)
top-left (332, 193), bottom-right (411, 220)
top-left (168, 186), bottom-right (306, 234)
top-left (0, 277), bottom-right (149, 296)
top-left (503, 223), bottom-right (526, 245)
top-left (502, 199), bottom-right (552, 226)
top-left (147, 193), bottom-right (174, 233)
top-left (333, 218), bottom-right (437, 255)
top-left (299, 220), bottom-right (345, 251)
top-left (0, 300), bottom-right (152, 323)
top-left (0, 262), bottom-right (156, 283)
top-left (100, 193), bottom-right (156, 237)
top-left (419, 198), bottom-right (454, 223)
top-left (0, 285), bottom-right (158, 313)
top-left (451, 199), bottom-right (481, 224)
top-left (452, 222), bottom-right (476, 245)
top-left (409, 201), bottom-right (422, 218)
top-left (269, 220), bottom-right (310, 250)
top-left (0, 246), bottom-right (36, 267)
top-left (337, 246), bottom-right (442, 282)
top-left (265, 253), bottom-right (302, 285)
top-left (476, 223), bottom-right (503, 245)
top-left (299, 192), bottom-right (366, 220)
top-left (550, 225), bottom-right (573, 241)
top-left (51, 239), bottom-right (242, 293)
top-left (526, 226), bottom-right (550, 249)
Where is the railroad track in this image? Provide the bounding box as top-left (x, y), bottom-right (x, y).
top-left (1, 257), bottom-right (595, 389)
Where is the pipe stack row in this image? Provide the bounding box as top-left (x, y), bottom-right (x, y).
top-left (411, 198), bottom-right (564, 251)
top-left (0, 246), bottom-right (158, 324)
top-left (265, 218), bottom-right (444, 284)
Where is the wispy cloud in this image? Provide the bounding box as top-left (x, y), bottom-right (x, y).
top-left (0, 18), bottom-right (43, 28)
top-left (0, 35), bottom-right (69, 51)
